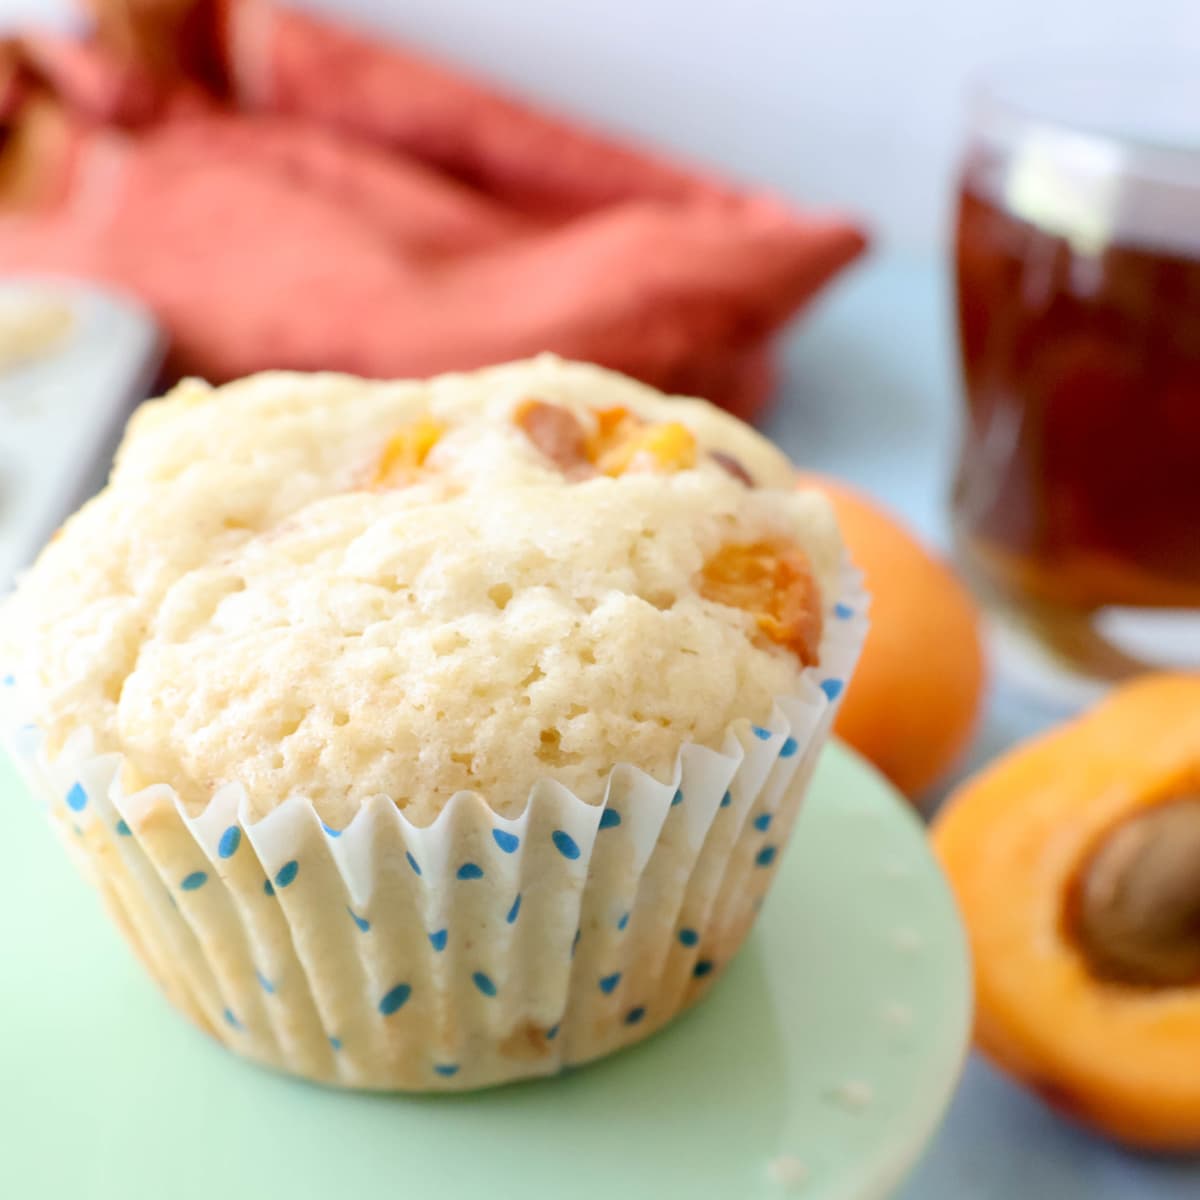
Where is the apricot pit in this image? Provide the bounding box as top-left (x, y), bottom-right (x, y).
top-left (1072, 795), bottom-right (1200, 989)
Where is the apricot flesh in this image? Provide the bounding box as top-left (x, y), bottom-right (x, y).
top-left (595, 421), bottom-right (697, 476)
top-left (933, 675), bottom-right (1200, 1150)
top-left (699, 540), bottom-right (822, 667)
top-left (371, 415), bottom-right (443, 486)
top-left (514, 399), bottom-right (697, 477)
top-left (512, 399), bottom-right (591, 473)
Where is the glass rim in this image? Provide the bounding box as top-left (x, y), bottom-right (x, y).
top-left (968, 59), bottom-right (1200, 167)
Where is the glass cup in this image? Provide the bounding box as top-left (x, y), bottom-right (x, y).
top-left (951, 65), bottom-right (1200, 707)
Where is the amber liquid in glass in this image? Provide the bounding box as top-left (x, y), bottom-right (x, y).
top-left (953, 157), bottom-right (1200, 681)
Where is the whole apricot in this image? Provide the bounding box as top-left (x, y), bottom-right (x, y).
top-left (798, 474), bottom-right (986, 798)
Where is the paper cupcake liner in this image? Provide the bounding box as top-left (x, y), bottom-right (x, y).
top-left (2, 563), bottom-right (866, 1091)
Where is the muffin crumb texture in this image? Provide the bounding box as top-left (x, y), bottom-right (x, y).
top-left (3, 357), bottom-right (841, 826)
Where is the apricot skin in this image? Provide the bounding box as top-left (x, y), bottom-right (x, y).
top-left (797, 475), bottom-right (986, 799)
top-left (933, 675), bottom-right (1200, 1151)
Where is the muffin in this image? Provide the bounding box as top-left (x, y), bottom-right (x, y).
top-left (0, 355), bottom-right (865, 1089)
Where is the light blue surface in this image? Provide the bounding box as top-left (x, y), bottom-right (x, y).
top-left (763, 254), bottom-right (1200, 1197)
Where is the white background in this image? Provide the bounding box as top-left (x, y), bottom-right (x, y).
top-left (11, 0), bottom-right (1200, 249)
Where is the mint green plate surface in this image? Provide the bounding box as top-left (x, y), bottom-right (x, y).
top-left (0, 742), bottom-right (969, 1199)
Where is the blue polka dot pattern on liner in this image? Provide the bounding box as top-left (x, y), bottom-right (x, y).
top-left (598, 972), bottom-right (621, 995)
top-left (756, 846), bottom-right (778, 868)
top-left (753, 813), bottom-right (772, 832)
top-left (217, 826), bottom-right (241, 859)
top-left (492, 828), bottom-right (519, 853)
top-left (720, 790), bottom-right (733, 808)
top-left (263, 879), bottom-right (275, 897)
top-left (457, 862), bottom-right (484, 881)
top-left (181, 871), bottom-right (208, 891)
top-left (780, 737), bottom-right (799, 758)
top-left (434, 1064), bottom-right (460, 1078)
top-left (678, 928), bottom-right (699, 947)
top-left (223, 1008), bottom-right (242, 1029)
top-left (506, 894), bottom-right (522, 925)
top-left (65, 783), bottom-right (87, 813)
top-left (472, 972), bottom-right (497, 998)
top-left (256, 970), bottom-right (275, 995)
top-left (115, 819), bottom-right (131, 837)
top-left (320, 821), bottom-right (342, 838)
top-left (274, 860), bottom-right (299, 889)
top-left (671, 788), bottom-right (683, 807)
top-left (348, 907), bottom-right (370, 933)
top-left (429, 928), bottom-right (447, 951)
top-left (406, 851), bottom-right (422, 876)
top-left (72, 824), bottom-right (82, 837)
top-left (2, 674), bottom-right (13, 686)
top-left (329, 1037), bottom-right (342, 1052)
top-left (598, 808), bottom-right (621, 829)
top-left (379, 983), bottom-right (412, 1015)
top-left (835, 602), bottom-right (854, 619)
top-left (552, 830), bottom-right (581, 860)
top-left (752, 725), bottom-right (772, 741)
top-left (546, 1023), bottom-right (560, 1040)
top-left (617, 911), bottom-right (630, 931)
top-left (693, 959), bottom-right (714, 979)
top-left (821, 678), bottom-right (845, 702)
top-left (625, 1006), bottom-right (646, 1025)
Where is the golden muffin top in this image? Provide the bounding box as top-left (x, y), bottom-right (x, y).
top-left (2, 356), bottom-right (841, 825)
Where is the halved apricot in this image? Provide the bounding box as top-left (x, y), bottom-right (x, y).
top-left (933, 674), bottom-right (1200, 1150)
top-left (699, 539), bottom-right (822, 666)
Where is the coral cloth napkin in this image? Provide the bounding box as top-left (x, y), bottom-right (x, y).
top-left (0, 0), bottom-right (866, 418)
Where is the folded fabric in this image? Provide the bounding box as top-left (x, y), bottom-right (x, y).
top-left (0, 0), bottom-right (866, 418)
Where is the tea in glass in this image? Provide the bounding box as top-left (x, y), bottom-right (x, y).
top-left (952, 68), bottom-right (1200, 700)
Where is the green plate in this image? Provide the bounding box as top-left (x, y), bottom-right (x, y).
top-left (0, 742), bottom-right (969, 1199)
